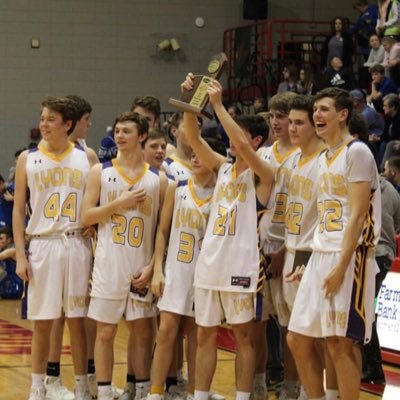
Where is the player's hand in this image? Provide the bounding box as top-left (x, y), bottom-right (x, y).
top-left (117, 188), bottom-right (147, 210)
top-left (207, 79), bottom-right (223, 107)
top-left (82, 225), bottom-right (96, 238)
top-left (181, 73), bottom-right (195, 92)
top-left (322, 264), bottom-right (346, 298)
top-left (151, 270), bottom-right (165, 298)
top-left (3, 190), bottom-right (14, 202)
top-left (131, 263), bottom-right (153, 290)
top-left (16, 257), bottom-right (32, 282)
top-left (265, 250), bottom-right (285, 279)
top-left (285, 264), bottom-right (305, 283)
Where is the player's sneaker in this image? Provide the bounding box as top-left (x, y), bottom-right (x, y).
top-left (88, 374), bottom-right (97, 399)
top-left (186, 395), bottom-right (194, 400)
top-left (29, 387), bottom-right (46, 400)
top-left (146, 394), bottom-right (164, 400)
top-left (75, 390), bottom-right (92, 400)
top-left (119, 383), bottom-right (135, 400)
top-left (252, 382), bottom-right (268, 400)
top-left (45, 376), bottom-right (75, 400)
top-left (112, 385), bottom-right (123, 399)
top-left (278, 386), bottom-right (297, 400)
top-left (209, 394), bottom-right (225, 400)
top-left (134, 384), bottom-right (149, 400)
top-left (166, 386), bottom-right (185, 400)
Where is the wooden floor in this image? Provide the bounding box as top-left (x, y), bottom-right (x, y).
top-left (0, 299), bottom-right (398, 400)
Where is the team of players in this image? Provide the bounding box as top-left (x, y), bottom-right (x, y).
top-left (13, 77), bottom-right (381, 400)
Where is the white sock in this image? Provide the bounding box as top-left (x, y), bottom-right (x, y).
top-left (75, 375), bottom-right (88, 393)
top-left (236, 391), bottom-right (251, 400)
top-left (326, 389), bottom-right (339, 400)
top-left (254, 373), bottom-right (266, 386)
top-left (32, 373), bottom-right (45, 389)
top-left (136, 380), bottom-right (151, 396)
top-left (194, 390), bottom-right (209, 400)
top-left (98, 385), bottom-right (112, 397)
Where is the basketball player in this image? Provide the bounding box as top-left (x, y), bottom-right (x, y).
top-left (43, 94), bottom-right (100, 400)
top-left (148, 138), bottom-right (225, 400)
top-left (162, 112), bottom-right (194, 181)
top-left (13, 96), bottom-right (92, 400)
top-left (182, 74), bottom-right (274, 400)
top-left (287, 88), bottom-right (381, 400)
top-left (257, 92), bottom-right (300, 400)
top-left (143, 128), bottom-right (168, 171)
top-left (81, 112), bottom-right (167, 400)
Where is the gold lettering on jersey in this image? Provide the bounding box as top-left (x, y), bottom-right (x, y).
top-left (233, 296), bottom-right (253, 315)
top-left (34, 167), bottom-right (83, 192)
top-left (325, 310), bottom-right (347, 329)
top-left (288, 175), bottom-right (313, 201)
top-left (68, 295), bottom-right (89, 311)
top-left (318, 173), bottom-right (347, 196)
top-left (174, 208), bottom-right (208, 231)
top-left (106, 191), bottom-right (152, 216)
top-left (275, 167), bottom-right (292, 190)
top-left (216, 182), bottom-right (247, 203)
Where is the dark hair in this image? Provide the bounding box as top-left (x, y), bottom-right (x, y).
top-left (143, 127), bottom-right (168, 146)
top-left (41, 96), bottom-right (78, 135)
top-left (289, 95), bottom-right (315, 125)
top-left (131, 96), bottom-right (161, 118)
top-left (14, 148), bottom-right (26, 159)
top-left (204, 137), bottom-right (227, 157)
top-left (234, 114), bottom-right (269, 146)
top-left (331, 16), bottom-right (348, 33)
top-left (349, 112), bottom-right (369, 144)
top-left (370, 64), bottom-right (385, 74)
top-left (314, 87), bottom-right (353, 124)
top-left (66, 95), bottom-right (92, 120)
top-left (285, 64), bottom-right (299, 80)
top-left (0, 175), bottom-right (4, 183)
top-left (169, 111), bottom-right (184, 129)
top-left (387, 156), bottom-right (400, 171)
top-left (114, 112), bottom-right (149, 136)
top-left (383, 93), bottom-right (400, 109)
top-left (269, 92), bottom-right (298, 115)
top-left (0, 226), bottom-right (13, 239)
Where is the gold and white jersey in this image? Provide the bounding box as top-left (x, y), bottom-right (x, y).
top-left (194, 163), bottom-right (264, 293)
top-left (26, 143), bottom-right (89, 235)
top-left (313, 140), bottom-right (381, 252)
top-left (258, 142), bottom-right (300, 245)
top-left (91, 160), bottom-right (160, 300)
top-left (163, 156), bottom-right (192, 182)
top-left (285, 146), bottom-right (325, 251)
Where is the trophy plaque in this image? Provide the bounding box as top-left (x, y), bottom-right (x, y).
top-left (168, 52), bottom-right (228, 119)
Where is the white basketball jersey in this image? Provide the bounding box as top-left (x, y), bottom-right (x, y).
top-left (285, 146), bottom-right (326, 251)
top-left (26, 143), bottom-right (90, 235)
top-left (164, 177), bottom-right (213, 287)
top-left (313, 141), bottom-right (381, 252)
top-left (91, 160), bottom-right (160, 300)
top-left (195, 163), bottom-right (263, 293)
top-left (163, 156), bottom-right (192, 181)
top-left (258, 142), bottom-right (300, 244)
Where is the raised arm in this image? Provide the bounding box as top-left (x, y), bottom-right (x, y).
top-left (151, 181), bottom-right (177, 297)
top-left (12, 150), bottom-right (30, 281)
top-left (182, 74), bottom-right (225, 173)
top-left (207, 79), bottom-right (274, 188)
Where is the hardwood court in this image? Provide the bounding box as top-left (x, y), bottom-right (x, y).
top-left (0, 299), bottom-right (399, 400)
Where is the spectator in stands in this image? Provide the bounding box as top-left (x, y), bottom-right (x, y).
top-left (298, 65), bottom-right (314, 95)
top-left (349, 110), bottom-right (370, 144)
top-left (253, 96), bottom-right (268, 114)
top-left (364, 34), bottom-right (385, 67)
top-left (321, 56), bottom-right (355, 90)
top-left (0, 175), bottom-right (13, 230)
top-left (322, 16), bottom-right (354, 69)
top-left (381, 35), bottom-right (400, 85)
top-left (98, 125), bottom-right (117, 162)
top-left (351, 1), bottom-right (379, 60)
top-left (377, 0), bottom-right (400, 38)
top-left (0, 227), bottom-right (22, 300)
top-left (367, 64), bottom-right (398, 112)
top-left (350, 89), bottom-right (385, 157)
top-left (277, 64), bottom-right (301, 93)
top-left (361, 173), bottom-right (400, 384)
top-left (382, 155), bottom-right (400, 190)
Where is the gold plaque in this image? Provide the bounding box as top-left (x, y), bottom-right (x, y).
top-left (168, 52), bottom-right (228, 119)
